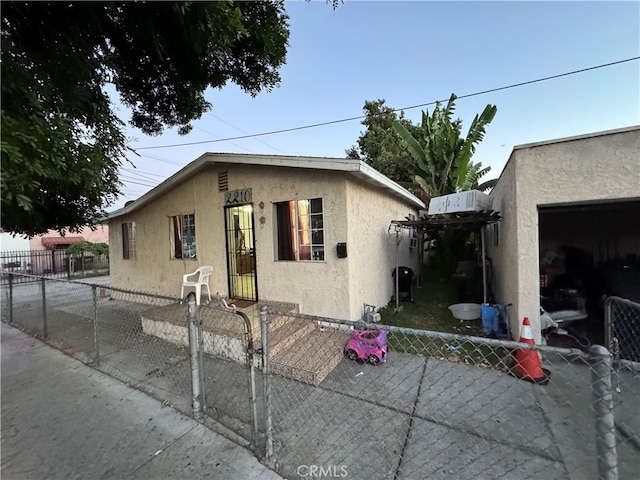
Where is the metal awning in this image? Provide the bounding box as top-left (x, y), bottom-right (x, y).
top-left (41, 237), bottom-right (86, 249)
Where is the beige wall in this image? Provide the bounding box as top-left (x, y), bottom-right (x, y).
top-left (489, 127), bottom-right (640, 342)
top-left (346, 180), bottom-right (419, 320)
top-left (486, 151), bottom-right (520, 337)
top-left (109, 163), bottom-right (420, 321)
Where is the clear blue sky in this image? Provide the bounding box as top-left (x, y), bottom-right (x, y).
top-left (113, 0), bottom-right (640, 210)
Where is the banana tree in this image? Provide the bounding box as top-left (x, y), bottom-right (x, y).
top-left (392, 94), bottom-right (497, 202)
top-left (460, 161), bottom-right (498, 192)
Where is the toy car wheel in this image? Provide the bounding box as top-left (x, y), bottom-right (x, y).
top-left (368, 354), bottom-right (381, 366)
top-left (345, 349), bottom-right (358, 361)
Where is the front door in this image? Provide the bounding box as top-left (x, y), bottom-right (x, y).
top-left (224, 204), bottom-right (258, 302)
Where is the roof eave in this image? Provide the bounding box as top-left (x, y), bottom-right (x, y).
top-left (108, 154), bottom-right (424, 219)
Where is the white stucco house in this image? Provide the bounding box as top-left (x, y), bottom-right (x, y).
top-left (107, 153), bottom-right (424, 321)
top-left (487, 125), bottom-right (640, 342)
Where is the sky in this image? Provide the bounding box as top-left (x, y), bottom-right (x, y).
top-left (112, 0), bottom-right (640, 211)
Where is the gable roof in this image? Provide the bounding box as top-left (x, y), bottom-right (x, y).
top-left (108, 153), bottom-right (425, 219)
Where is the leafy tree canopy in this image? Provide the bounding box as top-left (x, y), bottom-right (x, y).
top-left (1, 1), bottom-right (290, 236)
top-left (346, 100), bottom-right (423, 191)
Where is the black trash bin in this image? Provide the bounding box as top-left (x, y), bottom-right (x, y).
top-left (392, 266), bottom-right (414, 302)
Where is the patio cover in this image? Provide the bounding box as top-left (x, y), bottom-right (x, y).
top-left (41, 236), bottom-right (86, 249)
top-left (391, 210), bottom-right (502, 303)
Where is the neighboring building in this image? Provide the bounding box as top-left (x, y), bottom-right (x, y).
top-left (0, 226), bottom-right (109, 276)
top-left (487, 126), bottom-right (640, 342)
top-left (107, 153), bottom-right (424, 321)
top-left (29, 225), bottom-right (109, 250)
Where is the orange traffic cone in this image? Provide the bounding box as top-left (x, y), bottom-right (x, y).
top-left (512, 317), bottom-right (550, 385)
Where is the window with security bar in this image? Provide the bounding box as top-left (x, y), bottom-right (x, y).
top-left (275, 198), bottom-right (324, 261)
top-left (171, 214), bottom-right (197, 259)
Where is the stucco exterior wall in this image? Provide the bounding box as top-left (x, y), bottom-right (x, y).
top-left (345, 180), bottom-right (419, 321)
top-left (489, 127), bottom-right (640, 342)
top-left (487, 152), bottom-right (520, 337)
top-left (109, 160), bottom-right (421, 321)
top-left (248, 166), bottom-right (351, 319)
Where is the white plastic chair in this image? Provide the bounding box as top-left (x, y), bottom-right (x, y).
top-left (180, 266), bottom-right (213, 305)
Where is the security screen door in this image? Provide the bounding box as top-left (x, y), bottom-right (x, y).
top-left (224, 204), bottom-right (257, 301)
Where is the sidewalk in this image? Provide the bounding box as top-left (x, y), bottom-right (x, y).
top-left (1, 322), bottom-right (281, 480)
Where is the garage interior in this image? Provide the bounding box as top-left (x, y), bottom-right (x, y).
top-left (538, 199), bottom-right (640, 348)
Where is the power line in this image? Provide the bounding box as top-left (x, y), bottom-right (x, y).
top-left (121, 167), bottom-right (168, 180)
top-left (193, 125), bottom-right (254, 153)
top-left (136, 57), bottom-right (639, 151)
top-left (208, 112), bottom-right (288, 155)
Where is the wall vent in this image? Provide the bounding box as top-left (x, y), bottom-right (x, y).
top-left (218, 171), bottom-right (229, 191)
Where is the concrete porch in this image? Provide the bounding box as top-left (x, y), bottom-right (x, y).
top-left (140, 298), bottom-right (350, 386)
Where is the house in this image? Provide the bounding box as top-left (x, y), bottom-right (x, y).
top-left (487, 125), bottom-right (640, 342)
top-left (29, 225), bottom-right (110, 251)
top-left (107, 153), bottom-right (424, 321)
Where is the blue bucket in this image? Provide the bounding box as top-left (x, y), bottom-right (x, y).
top-left (481, 304), bottom-right (499, 335)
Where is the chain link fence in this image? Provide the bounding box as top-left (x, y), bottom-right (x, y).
top-left (2, 272), bottom-right (639, 479)
top-left (605, 296), bottom-right (640, 480)
top-left (2, 273), bottom-right (191, 414)
top-left (260, 310), bottom-right (639, 480)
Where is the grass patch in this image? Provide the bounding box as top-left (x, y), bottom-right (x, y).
top-left (378, 270), bottom-right (484, 336)
top-left (378, 270), bottom-right (512, 369)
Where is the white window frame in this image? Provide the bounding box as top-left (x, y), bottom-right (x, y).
top-left (275, 198), bottom-right (325, 262)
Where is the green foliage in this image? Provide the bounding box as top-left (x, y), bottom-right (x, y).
top-left (67, 242), bottom-right (109, 257)
top-left (346, 100), bottom-right (423, 190)
top-left (1, 1), bottom-right (290, 236)
top-left (392, 94), bottom-right (497, 203)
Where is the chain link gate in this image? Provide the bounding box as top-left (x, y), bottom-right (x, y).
top-left (192, 298), bottom-right (263, 452)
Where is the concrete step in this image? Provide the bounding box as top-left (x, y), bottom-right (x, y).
top-left (271, 328), bottom-right (350, 386)
top-left (269, 317), bottom-right (315, 358)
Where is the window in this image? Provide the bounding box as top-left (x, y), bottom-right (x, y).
top-left (275, 198), bottom-right (324, 261)
top-left (171, 214), bottom-right (197, 259)
top-left (122, 222), bottom-right (136, 260)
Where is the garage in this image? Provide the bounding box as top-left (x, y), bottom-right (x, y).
top-left (486, 125), bottom-right (640, 345)
top-left (538, 199), bottom-right (640, 347)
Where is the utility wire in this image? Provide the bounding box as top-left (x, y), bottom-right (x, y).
top-left (121, 167), bottom-right (168, 180)
top-left (136, 57), bottom-right (639, 151)
top-left (208, 112), bottom-right (288, 155)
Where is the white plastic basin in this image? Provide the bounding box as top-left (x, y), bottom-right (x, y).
top-left (448, 303), bottom-right (482, 321)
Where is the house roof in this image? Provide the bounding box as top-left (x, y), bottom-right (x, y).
top-left (42, 236), bottom-right (86, 248)
top-left (108, 153), bottom-right (425, 219)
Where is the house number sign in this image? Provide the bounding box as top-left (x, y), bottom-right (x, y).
top-left (225, 188), bottom-right (252, 206)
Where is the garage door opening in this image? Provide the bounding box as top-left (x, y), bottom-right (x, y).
top-left (538, 199), bottom-right (640, 348)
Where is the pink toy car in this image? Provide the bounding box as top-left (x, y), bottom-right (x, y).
top-left (344, 329), bottom-right (388, 365)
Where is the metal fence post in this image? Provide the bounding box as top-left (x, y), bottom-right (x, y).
top-left (92, 285), bottom-right (100, 366)
top-left (260, 305), bottom-right (274, 463)
top-left (8, 273), bottom-right (13, 324)
top-left (187, 294), bottom-right (203, 420)
top-left (41, 277), bottom-right (48, 337)
top-left (589, 344), bottom-right (618, 480)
